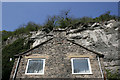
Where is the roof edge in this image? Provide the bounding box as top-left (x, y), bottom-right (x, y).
top-left (14, 37), bottom-right (104, 58)
top-left (14, 38), bottom-right (53, 57)
top-left (67, 39), bottom-right (104, 58)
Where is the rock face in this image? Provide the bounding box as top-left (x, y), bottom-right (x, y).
top-left (29, 20), bottom-right (120, 74)
top-left (2, 34), bottom-right (29, 47)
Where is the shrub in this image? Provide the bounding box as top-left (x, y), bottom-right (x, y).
top-left (12, 22), bottom-right (41, 35)
top-left (2, 30), bottom-right (13, 41)
top-left (106, 69), bottom-right (120, 80)
top-left (94, 11), bottom-right (118, 22)
top-left (79, 17), bottom-right (94, 24)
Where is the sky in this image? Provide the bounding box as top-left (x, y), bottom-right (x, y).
top-left (2, 2), bottom-right (118, 31)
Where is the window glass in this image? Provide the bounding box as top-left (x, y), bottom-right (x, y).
top-left (71, 58), bottom-right (92, 74)
top-left (26, 59), bottom-right (45, 74)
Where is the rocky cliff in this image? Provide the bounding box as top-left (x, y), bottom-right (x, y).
top-left (29, 20), bottom-right (120, 74)
top-left (2, 34), bottom-right (29, 47)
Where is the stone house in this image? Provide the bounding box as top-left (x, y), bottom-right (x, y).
top-left (10, 29), bottom-right (106, 80)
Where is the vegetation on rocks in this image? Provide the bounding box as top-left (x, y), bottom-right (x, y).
top-left (2, 38), bottom-right (30, 80)
top-left (2, 22), bottom-right (42, 42)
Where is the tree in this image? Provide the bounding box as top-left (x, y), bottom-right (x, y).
top-left (43, 16), bottom-right (57, 33)
top-left (2, 38), bottom-right (30, 80)
top-left (57, 10), bottom-right (72, 28)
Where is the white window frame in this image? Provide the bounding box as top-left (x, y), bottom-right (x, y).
top-left (71, 58), bottom-right (92, 74)
top-left (25, 58), bottom-right (45, 75)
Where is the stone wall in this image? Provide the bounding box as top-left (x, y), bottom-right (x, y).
top-left (10, 31), bottom-right (105, 79)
